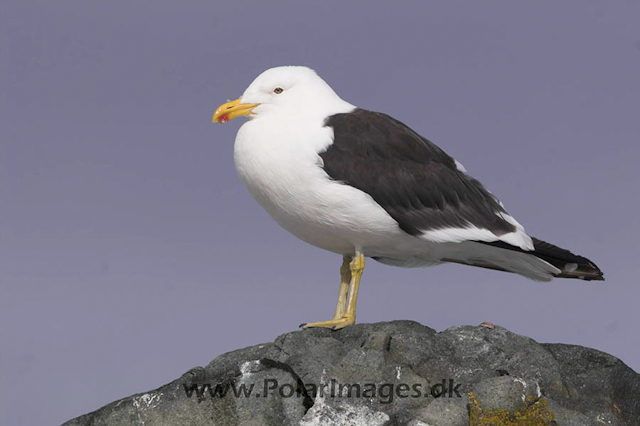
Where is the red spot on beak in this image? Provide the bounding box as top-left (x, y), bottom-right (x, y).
top-left (217, 113), bottom-right (230, 123)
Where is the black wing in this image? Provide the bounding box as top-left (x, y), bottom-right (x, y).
top-left (321, 109), bottom-right (515, 237)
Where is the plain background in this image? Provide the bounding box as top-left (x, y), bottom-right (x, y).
top-left (2, 1), bottom-right (639, 424)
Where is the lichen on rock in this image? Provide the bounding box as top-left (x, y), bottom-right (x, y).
top-left (468, 392), bottom-right (555, 426)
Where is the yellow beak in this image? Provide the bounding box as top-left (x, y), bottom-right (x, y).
top-left (212, 98), bottom-right (259, 123)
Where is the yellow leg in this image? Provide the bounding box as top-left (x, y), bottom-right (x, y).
top-left (345, 253), bottom-right (364, 321)
top-left (333, 256), bottom-right (351, 320)
top-left (301, 253), bottom-right (365, 330)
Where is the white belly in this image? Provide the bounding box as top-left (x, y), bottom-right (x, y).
top-left (233, 117), bottom-right (412, 256)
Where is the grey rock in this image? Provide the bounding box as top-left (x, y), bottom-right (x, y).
top-left (472, 376), bottom-right (540, 413)
top-left (412, 395), bottom-right (469, 426)
top-left (63, 321), bottom-right (640, 426)
top-left (546, 400), bottom-right (596, 426)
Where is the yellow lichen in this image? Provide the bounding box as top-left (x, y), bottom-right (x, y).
top-left (468, 392), bottom-right (555, 426)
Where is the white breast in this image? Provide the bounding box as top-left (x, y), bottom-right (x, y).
top-left (233, 115), bottom-right (406, 256)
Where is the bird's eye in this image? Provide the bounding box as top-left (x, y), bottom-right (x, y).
top-left (273, 87), bottom-right (284, 94)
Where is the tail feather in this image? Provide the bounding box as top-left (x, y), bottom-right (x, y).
top-left (479, 237), bottom-right (604, 281)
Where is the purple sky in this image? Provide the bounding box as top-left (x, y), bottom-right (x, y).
top-left (2, 1), bottom-right (639, 424)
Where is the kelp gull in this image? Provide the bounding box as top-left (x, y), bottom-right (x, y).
top-left (212, 66), bottom-right (603, 330)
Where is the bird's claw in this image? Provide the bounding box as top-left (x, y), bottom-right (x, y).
top-left (300, 316), bottom-right (355, 330)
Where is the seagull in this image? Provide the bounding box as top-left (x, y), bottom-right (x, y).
top-left (212, 66), bottom-right (603, 330)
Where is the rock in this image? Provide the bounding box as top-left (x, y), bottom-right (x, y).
top-left (414, 395), bottom-right (469, 426)
top-left (472, 376), bottom-right (541, 413)
top-left (63, 321), bottom-right (640, 426)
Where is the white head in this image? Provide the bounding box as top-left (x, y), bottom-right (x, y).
top-left (213, 66), bottom-right (353, 123)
